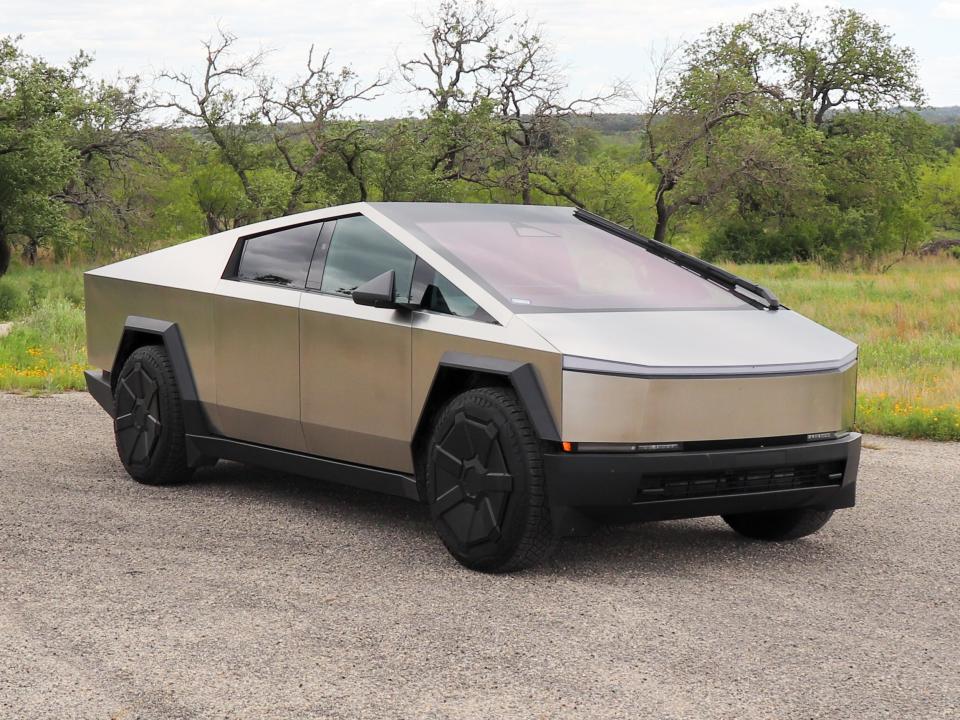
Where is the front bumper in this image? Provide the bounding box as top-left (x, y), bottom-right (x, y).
top-left (544, 433), bottom-right (860, 521)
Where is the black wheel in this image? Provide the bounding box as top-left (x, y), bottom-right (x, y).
top-left (424, 387), bottom-right (555, 572)
top-left (113, 344), bottom-right (193, 486)
top-left (722, 507), bottom-right (834, 541)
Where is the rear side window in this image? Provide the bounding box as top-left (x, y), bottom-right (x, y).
top-left (236, 223), bottom-right (322, 288)
top-left (317, 215), bottom-right (416, 300)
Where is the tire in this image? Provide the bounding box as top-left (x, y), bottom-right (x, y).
top-left (113, 344), bottom-right (193, 486)
top-left (424, 387), bottom-right (555, 572)
top-left (722, 507), bottom-right (834, 541)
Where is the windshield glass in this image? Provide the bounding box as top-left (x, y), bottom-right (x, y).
top-left (377, 204), bottom-right (749, 313)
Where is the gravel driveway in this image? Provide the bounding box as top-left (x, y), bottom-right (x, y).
top-left (1, 392), bottom-right (958, 719)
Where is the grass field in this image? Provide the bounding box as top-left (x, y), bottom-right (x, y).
top-left (0, 263), bottom-right (87, 394)
top-left (0, 257), bottom-right (957, 440)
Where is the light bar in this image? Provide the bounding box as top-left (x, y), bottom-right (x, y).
top-left (806, 431), bottom-right (849, 442)
top-left (570, 442), bottom-right (683, 453)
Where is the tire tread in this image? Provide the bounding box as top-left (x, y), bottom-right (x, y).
top-left (722, 507), bottom-right (834, 541)
top-left (426, 386), bottom-right (555, 572)
top-left (114, 344), bottom-right (192, 486)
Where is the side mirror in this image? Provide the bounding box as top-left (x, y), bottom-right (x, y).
top-left (352, 270), bottom-right (399, 309)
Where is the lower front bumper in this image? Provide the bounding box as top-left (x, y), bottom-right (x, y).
top-left (544, 433), bottom-right (860, 522)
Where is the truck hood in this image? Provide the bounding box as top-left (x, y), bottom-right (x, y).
top-left (517, 308), bottom-right (857, 376)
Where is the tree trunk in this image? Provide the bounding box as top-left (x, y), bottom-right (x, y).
top-left (653, 194), bottom-right (671, 243)
top-left (0, 235), bottom-right (10, 277)
top-left (520, 168), bottom-right (532, 205)
top-left (205, 213), bottom-right (222, 235)
top-left (22, 238), bottom-right (38, 265)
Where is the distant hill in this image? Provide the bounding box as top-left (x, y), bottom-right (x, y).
top-left (918, 107), bottom-right (960, 125)
top-left (566, 108), bottom-right (960, 132)
top-left (178, 107), bottom-right (960, 147)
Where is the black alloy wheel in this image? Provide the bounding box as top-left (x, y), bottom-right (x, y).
top-left (113, 344), bottom-right (192, 485)
top-left (425, 387), bottom-right (554, 572)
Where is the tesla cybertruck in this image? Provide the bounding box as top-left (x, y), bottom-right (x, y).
top-left (84, 202), bottom-right (860, 571)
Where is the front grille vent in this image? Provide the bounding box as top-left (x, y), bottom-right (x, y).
top-left (635, 461), bottom-right (845, 503)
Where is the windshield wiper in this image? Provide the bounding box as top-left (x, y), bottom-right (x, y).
top-left (573, 209), bottom-right (781, 311)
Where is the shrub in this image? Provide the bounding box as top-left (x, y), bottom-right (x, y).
top-left (27, 276), bottom-right (44, 310)
top-left (27, 296), bottom-right (86, 351)
top-left (701, 218), bottom-right (815, 263)
top-left (0, 281), bottom-right (24, 320)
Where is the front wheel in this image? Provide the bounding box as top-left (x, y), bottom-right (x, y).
top-left (113, 344), bottom-right (193, 486)
top-left (722, 508), bottom-right (834, 541)
top-left (424, 387), bottom-right (555, 572)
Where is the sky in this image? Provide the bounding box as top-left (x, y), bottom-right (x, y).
top-left (3, 0), bottom-right (959, 118)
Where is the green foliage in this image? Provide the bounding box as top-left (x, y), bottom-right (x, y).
top-left (0, 281), bottom-right (23, 320)
top-left (558, 155), bottom-right (657, 232)
top-left (0, 264), bottom-right (87, 392)
top-left (2, 261), bottom-right (85, 308)
top-left (0, 6), bottom-right (956, 272)
top-left (649, 5), bottom-right (934, 260)
top-left (0, 37), bottom-right (87, 272)
top-left (375, 120), bottom-right (454, 202)
top-left (920, 150), bottom-right (960, 230)
top-left (701, 108), bottom-right (935, 264)
top-left (703, 217), bottom-right (814, 263)
top-left (691, 6), bottom-right (924, 125)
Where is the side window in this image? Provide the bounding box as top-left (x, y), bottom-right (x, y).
top-left (410, 258), bottom-right (495, 323)
top-left (236, 223), bottom-right (322, 288)
top-left (318, 215), bottom-right (416, 300)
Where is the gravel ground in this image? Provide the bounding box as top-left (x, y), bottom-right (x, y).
top-left (1, 392), bottom-right (958, 720)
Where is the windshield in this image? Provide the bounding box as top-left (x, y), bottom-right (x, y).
top-left (381, 205), bottom-right (750, 313)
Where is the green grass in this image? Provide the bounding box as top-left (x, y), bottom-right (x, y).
top-left (1, 256), bottom-right (958, 439)
top-left (0, 262), bottom-right (87, 393)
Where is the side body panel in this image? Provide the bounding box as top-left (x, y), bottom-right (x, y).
top-left (84, 274), bottom-right (221, 431)
top-left (299, 293), bottom-right (413, 472)
top-left (212, 279), bottom-right (305, 452)
top-left (561, 363), bottom-right (858, 443)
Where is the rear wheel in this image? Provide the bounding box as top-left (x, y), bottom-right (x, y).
top-left (722, 508), bottom-right (834, 541)
top-left (424, 387), bottom-right (555, 572)
top-left (113, 344), bottom-right (193, 486)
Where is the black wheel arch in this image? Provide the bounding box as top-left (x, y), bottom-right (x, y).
top-left (109, 316), bottom-right (211, 439)
top-left (411, 353), bottom-right (561, 480)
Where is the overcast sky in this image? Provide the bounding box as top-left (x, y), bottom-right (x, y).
top-left (4, 0), bottom-right (959, 118)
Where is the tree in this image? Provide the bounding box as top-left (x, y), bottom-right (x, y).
top-left (403, 0), bottom-right (621, 204)
top-left (702, 111), bottom-right (935, 264)
top-left (920, 149), bottom-right (960, 231)
top-left (0, 38), bottom-right (85, 274)
top-left (401, 0), bottom-right (508, 178)
top-left (159, 29), bottom-right (385, 227)
top-left (689, 6), bottom-right (925, 127)
top-left (641, 5), bottom-right (930, 252)
top-left (484, 19), bottom-right (622, 205)
top-left (258, 47), bottom-right (386, 212)
top-left (56, 73), bottom-right (159, 260)
top-left (641, 49), bottom-right (781, 241)
top-left (157, 30), bottom-right (269, 225)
